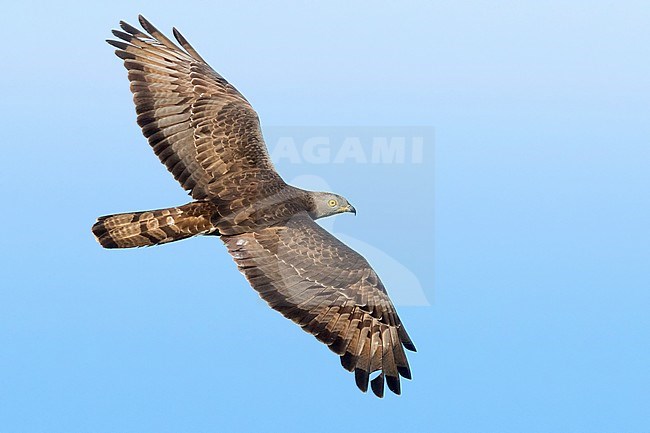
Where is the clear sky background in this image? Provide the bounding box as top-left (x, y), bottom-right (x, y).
top-left (1, 1), bottom-right (649, 432)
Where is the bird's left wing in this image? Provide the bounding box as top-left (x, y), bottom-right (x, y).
top-left (222, 212), bottom-right (416, 397)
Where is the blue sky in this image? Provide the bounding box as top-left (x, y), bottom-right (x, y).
top-left (1, 1), bottom-right (649, 432)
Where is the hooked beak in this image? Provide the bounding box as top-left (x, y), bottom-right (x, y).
top-left (343, 204), bottom-right (357, 215)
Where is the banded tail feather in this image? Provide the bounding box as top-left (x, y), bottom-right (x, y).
top-left (92, 201), bottom-right (218, 249)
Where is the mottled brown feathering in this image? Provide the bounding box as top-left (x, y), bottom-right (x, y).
top-left (223, 213), bottom-right (415, 396)
top-left (93, 15), bottom-right (415, 397)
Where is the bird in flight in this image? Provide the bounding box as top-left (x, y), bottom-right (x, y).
top-left (93, 15), bottom-right (416, 397)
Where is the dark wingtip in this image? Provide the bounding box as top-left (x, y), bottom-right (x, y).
top-left (397, 365), bottom-right (412, 380)
top-left (386, 375), bottom-right (401, 395)
top-left (354, 368), bottom-right (369, 393)
top-left (370, 373), bottom-right (385, 398)
top-left (137, 14), bottom-right (149, 28)
top-left (404, 340), bottom-right (417, 352)
top-left (171, 25), bottom-right (206, 63)
top-left (119, 21), bottom-right (140, 36)
top-left (138, 15), bottom-right (158, 37)
top-left (172, 27), bottom-right (183, 43)
top-left (106, 39), bottom-right (128, 50)
top-left (112, 29), bottom-right (134, 42)
top-left (114, 50), bottom-right (135, 61)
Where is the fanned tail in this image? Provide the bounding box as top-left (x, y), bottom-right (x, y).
top-left (92, 201), bottom-right (218, 249)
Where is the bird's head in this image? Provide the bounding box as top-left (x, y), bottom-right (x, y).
top-left (308, 192), bottom-right (356, 219)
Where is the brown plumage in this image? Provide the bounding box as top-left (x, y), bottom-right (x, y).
top-left (93, 15), bottom-right (416, 397)
top-left (92, 201), bottom-right (219, 248)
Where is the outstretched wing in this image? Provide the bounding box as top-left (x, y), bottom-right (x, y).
top-left (223, 213), bottom-right (416, 397)
top-left (108, 16), bottom-right (281, 200)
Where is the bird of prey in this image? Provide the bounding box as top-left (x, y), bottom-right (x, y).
top-left (92, 15), bottom-right (416, 397)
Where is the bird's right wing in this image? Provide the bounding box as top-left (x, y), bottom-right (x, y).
top-left (222, 212), bottom-right (416, 397)
top-left (108, 16), bottom-right (281, 200)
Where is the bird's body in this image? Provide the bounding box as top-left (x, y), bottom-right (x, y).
top-left (93, 15), bottom-right (415, 397)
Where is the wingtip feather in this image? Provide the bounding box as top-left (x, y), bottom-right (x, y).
top-left (137, 14), bottom-right (150, 30)
top-left (386, 375), bottom-right (401, 395)
top-left (398, 365), bottom-right (412, 380)
top-left (354, 368), bottom-right (369, 393)
top-left (120, 20), bottom-right (141, 36)
top-left (370, 373), bottom-right (385, 398)
top-left (171, 26), bottom-right (206, 62)
top-left (404, 341), bottom-right (417, 352)
top-left (106, 39), bottom-right (128, 50)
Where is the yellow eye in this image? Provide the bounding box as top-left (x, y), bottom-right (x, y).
top-left (328, 199), bottom-right (338, 207)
